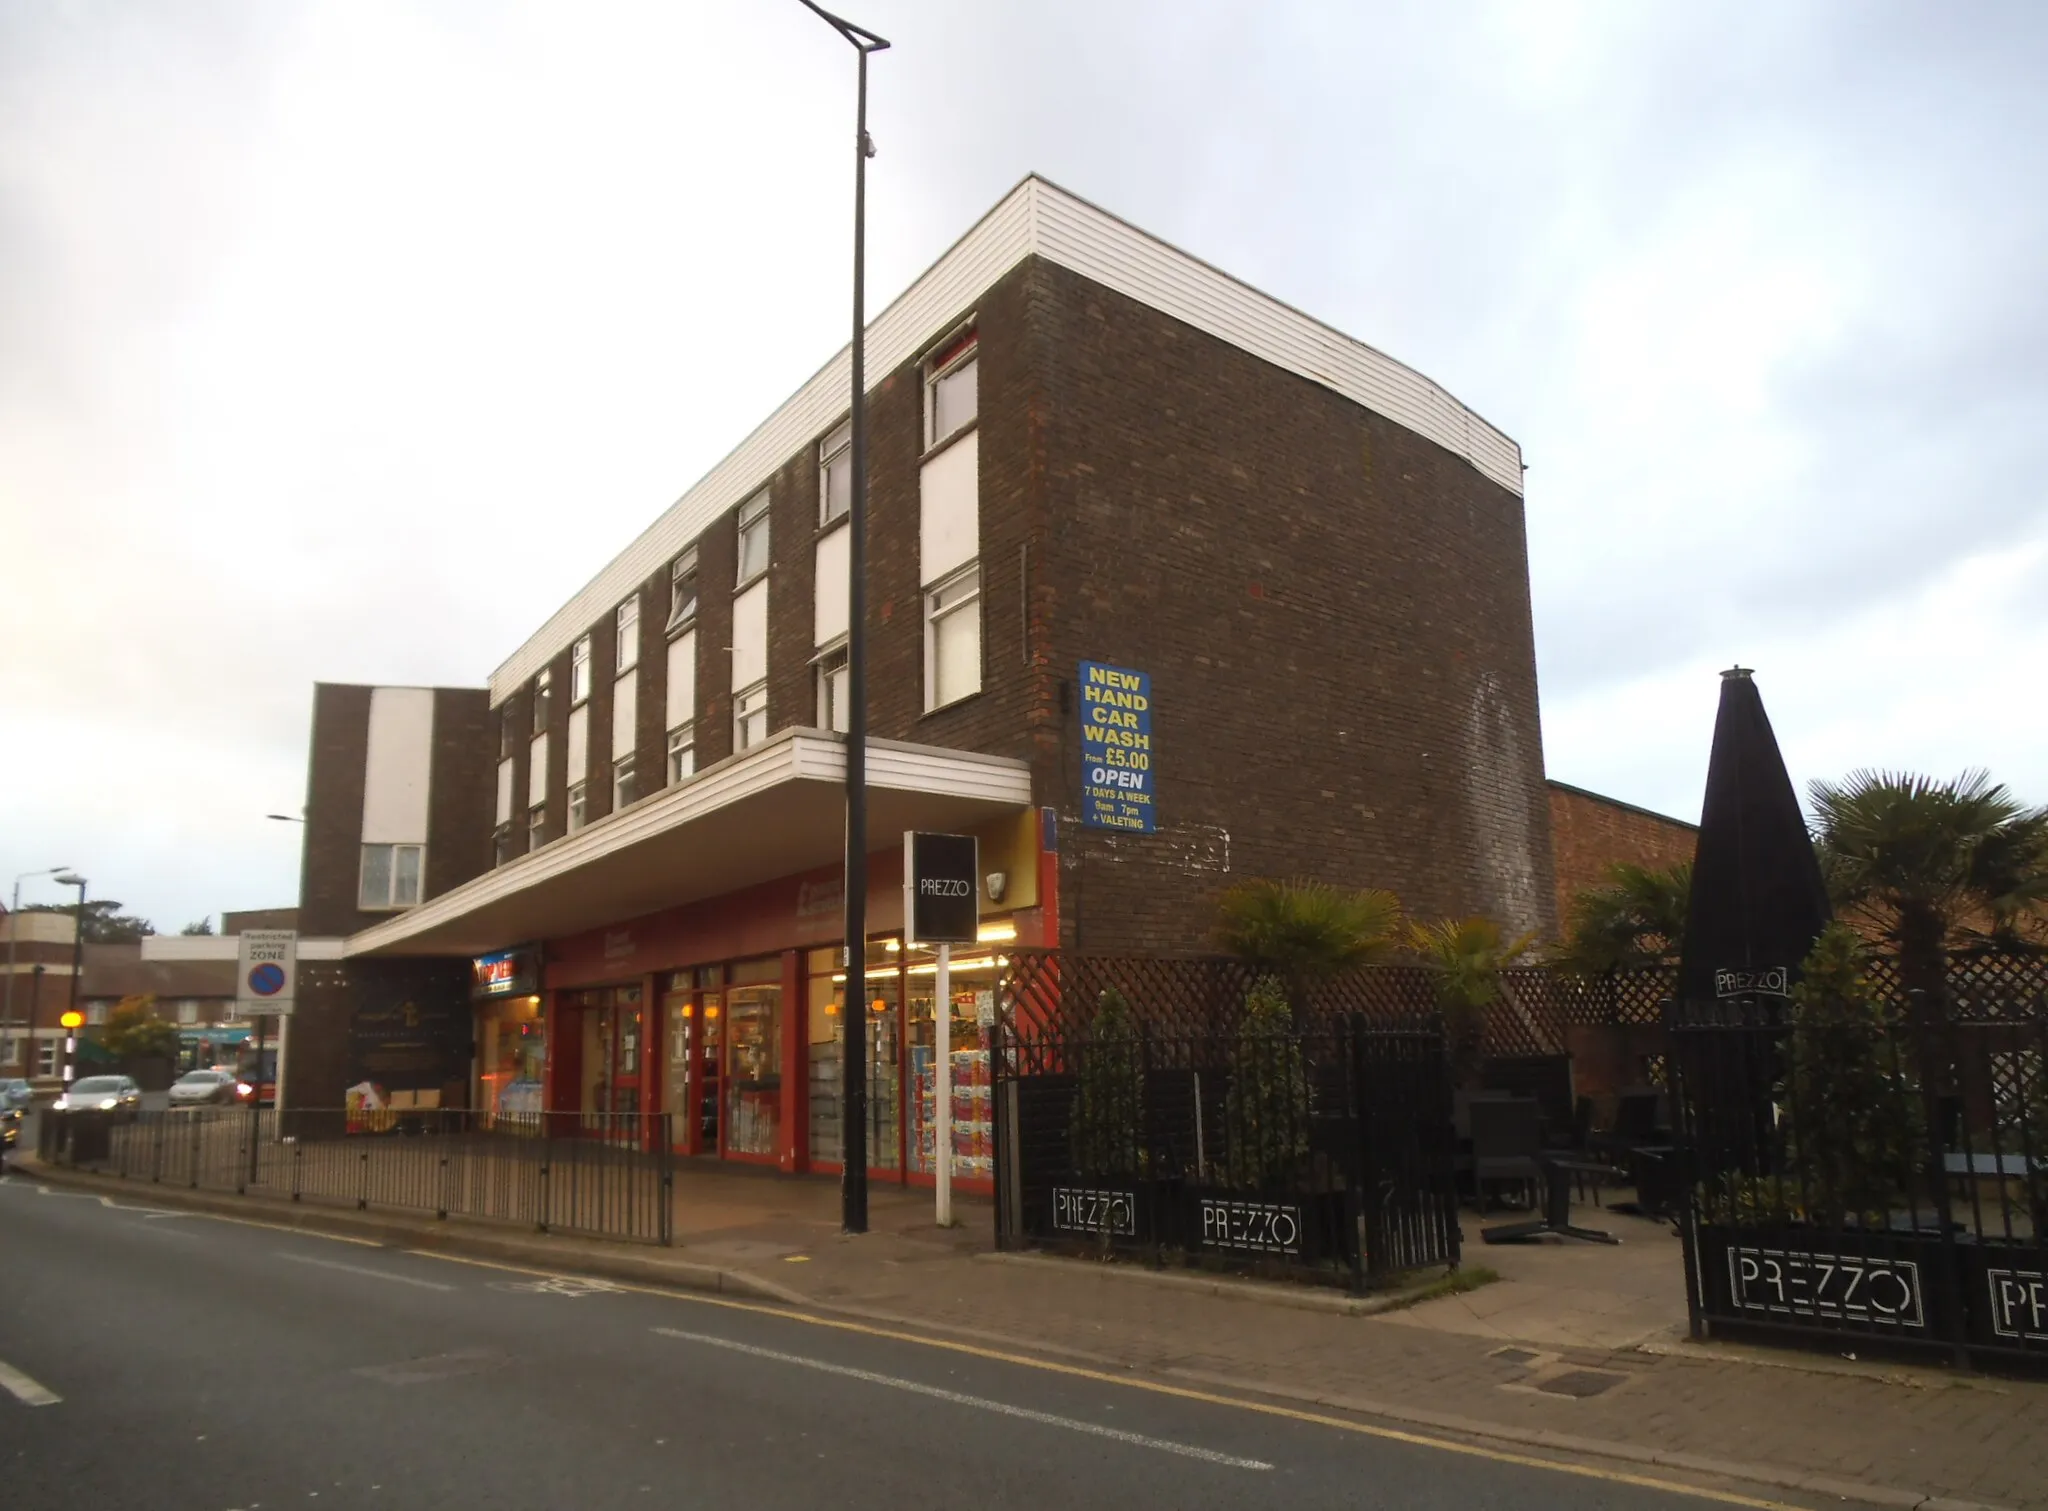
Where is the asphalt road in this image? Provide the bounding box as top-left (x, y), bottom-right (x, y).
top-left (0, 1172), bottom-right (1834, 1511)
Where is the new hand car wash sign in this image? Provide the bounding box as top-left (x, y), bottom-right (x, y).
top-left (1079, 660), bottom-right (1156, 832)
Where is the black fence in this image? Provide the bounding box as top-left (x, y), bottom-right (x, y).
top-left (993, 1010), bottom-right (1460, 1287)
top-left (1673, 981), bottom-right (2048, 1371)
top-left (37, 1107), bottom-right (673, 1246)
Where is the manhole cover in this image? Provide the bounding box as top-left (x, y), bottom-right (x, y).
top-left (1534, 1368), bottom-right (1626, 1399)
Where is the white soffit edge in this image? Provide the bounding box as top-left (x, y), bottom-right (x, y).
top-left (487, 175), bottom-right (1522, 704)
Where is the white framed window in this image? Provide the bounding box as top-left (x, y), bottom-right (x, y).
top-left (925, 563), bottom-right (982, 710)
top-left (528, 804), bottom-right (546, 852)
top-left (666, 723), bottom-right (695, 784)
top-left (499, 705), bottom-right (517, 760)
top-left (532, 668), bottom-right (552, 734)
top-left (571, 635), bottom-right (592, 705)
top-left (924, 327), bottom-right (978, 450)
top-left (87, 1002), bottom-right (107, 1026)
top-left (614, 753), bottom-right (638, 810)
top-left (667, 547), bottom-right (699, 633)
top-left (814, 641), bottom-right (850, 733)
top-left (819, 420), bottom-right (852, 526)
top-left (616, 595), bottom-right (640, 673)
top-left (494, 823), bottom-right (515, 868)
top-left (567, 781), bottom-right (589, 834)
top-left (177, 1000), bottom-right (198, 1026)
top-left (37, 1039), bottom-right (57, 1077)
top-left (359, 843), bottom-right (425, 909)
top-left (737, 489), bottom-right (771, 584)
top-left (734, 681), bottom-right (769, 751)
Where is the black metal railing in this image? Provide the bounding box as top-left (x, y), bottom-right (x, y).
top-left (38, 1107), bottom-right (674, 1246)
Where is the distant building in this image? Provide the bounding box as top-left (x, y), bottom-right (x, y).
top-left (1546, 780), bottom-right (1698, 927)
top-left (1, 908), bottom-right (77, 1080)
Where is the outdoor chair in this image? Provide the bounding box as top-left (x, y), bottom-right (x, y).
top-left (1468, 1095), bottom-right (1545, 1212)
top-left (1481, 1055), bottom-right (1576, 1144)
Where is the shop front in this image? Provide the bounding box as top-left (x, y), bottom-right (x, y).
top-left (471, 946), bottom-right (545, 1122)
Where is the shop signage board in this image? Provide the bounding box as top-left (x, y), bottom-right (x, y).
top-left (235, 930), bottom-right (297, 1018)
top-left (471, 946), bottom-right (539, 1001)
top-left (1722, 1243), bottom-right (1927, 1330)
top-left (903, 831), bottom-right (979, 946)
top-left (1078, 660), bottom-right (1156, 832)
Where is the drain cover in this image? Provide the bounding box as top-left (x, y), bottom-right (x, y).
top-left (1534, 1368), bottom-right (1626, 1399)
top-left (1490, 1347), bottom-right (1540, 1366)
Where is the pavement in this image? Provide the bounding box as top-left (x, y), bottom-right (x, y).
top-left (9, 1155), bottom-right (2048, 1511)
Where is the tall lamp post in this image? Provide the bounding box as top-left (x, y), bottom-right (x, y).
top-left (799, 0), bottom-right (889, 1236)
top-left (5, 866), bottom-right (72, 1074)
top-left (51, 873), bottom-right (87, 1088)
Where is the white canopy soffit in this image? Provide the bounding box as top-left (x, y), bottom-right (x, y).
top-left (344, 731), bottom-right (1032, 959)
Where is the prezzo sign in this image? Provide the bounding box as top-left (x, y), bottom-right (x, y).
top-left (234, 930), bottom-right (298, 1018)
top-left (1198, 1198), bottom-right (1305, 1256)
top-left (1727, 1246), bottom-right (1925, 1329)
top-left (904, 831), bottom-right (979, 946)
top-left (1079, 660), bottom-right (1156, 833)
top-left (1051, 1186), bottom-right (1137, 1238)
top-left (1986, 1266), bottom-right (2048, 1342)
top-left (1714, 965), bottom-right (1791, 998)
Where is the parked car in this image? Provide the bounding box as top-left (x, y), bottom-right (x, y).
top-left (168, 1069), bottom-right (238, 1107)
top-left (1, 1107), bottom-right (20, 1159)
top-left (0, 1078), bottom-right (32, 1112)
top-left (50, 1075), bottom-right (142, 1120)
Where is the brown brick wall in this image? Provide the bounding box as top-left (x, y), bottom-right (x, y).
top-left (1021, 257), bottom-right (1557, 952)
top-left (1547, 780), bottom-right (1697, 932)
top-left (427, 687), bottom-right (492, 899)
top-left (298, 683), bottom-right (376, 938)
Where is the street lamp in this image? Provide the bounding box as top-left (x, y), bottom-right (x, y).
top-left (798, 0), bottom-right (889, 1237)
top-left (51, 872), bottom-right (86, 1088)
top-left (4, 866), bottom-right (72, 1073)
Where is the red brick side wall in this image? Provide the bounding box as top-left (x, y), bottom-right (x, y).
top-left (1547, 780), bottom-right (1697, 932)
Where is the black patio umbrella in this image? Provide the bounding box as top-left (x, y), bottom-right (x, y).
top-left (1675, 667), bottom-right (1832, 1009)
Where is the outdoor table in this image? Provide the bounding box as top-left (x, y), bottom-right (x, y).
top-left (1480, 1153), bottom-right (1619, 1245)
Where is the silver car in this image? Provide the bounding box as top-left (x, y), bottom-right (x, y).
top-left (167, 1068), bottom-right (237, 1107)
top-left (0, 1078), bottom-right (31, 1112)
top-left (51, 1075), bottom-right (142, 1119)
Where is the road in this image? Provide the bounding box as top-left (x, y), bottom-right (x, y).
top-left (0, 1171), bottom-right (1846, 1511)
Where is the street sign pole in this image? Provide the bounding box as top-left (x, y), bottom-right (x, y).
top-left (904, 830), bottom-right (977, 1229)
top-left (935, 940), bottom-right (951, 1227)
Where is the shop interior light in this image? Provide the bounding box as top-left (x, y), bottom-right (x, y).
top-left (976, 922), bottom-right (1017, 943)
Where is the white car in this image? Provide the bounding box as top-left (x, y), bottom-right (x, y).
top-left (167, 1068), bottom-right (238, 1107)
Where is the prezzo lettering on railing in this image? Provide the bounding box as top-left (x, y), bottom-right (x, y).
top-left (1728, 1247), bottom-right (1925, 1329)
top-left (1198, 1198), bottom-right (1304, 1256)
top-left (1714, 965), bottom-right (1790, 998)
top-left (1051, 1186), bottom-right (1136, 1238)
top-left (1987, 1267), bottom-right (2048, 1342)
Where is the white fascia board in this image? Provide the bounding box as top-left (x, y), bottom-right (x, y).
top-left (141, 936), bottom-right (345, 961)
top-left (486, 175), bottom-right (1521, 706)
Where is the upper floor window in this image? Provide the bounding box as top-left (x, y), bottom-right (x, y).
top-left (177, 999), bottom-right (199, 1026)
top-left (666, 723), bottom-right (696, 785)
top-left (532, 669), bottom-right (552, 734)
top-left (819, 421), bottom-right (852, 526)
top-left (493, 824), bottom-right (515, 869)
top-left (360, 843), bottom-right (424, 910)
top-left (815, 641), bottom-right (850, 734)
top-left (616, 595), bottom-right (640, 673)
top-left (571, 635), bottom-right (592, 705)
top-left (614, 752), bottom-right (638, 811)
top-left (528, 804), bottom-right (546, 853)
top-left (734, 681), bottom-right (769, 752)
top-left (924, 328), bottom-right (977, 450)
top-left (567, 781), bottom-right (589, 834)
top-left (925, 562), bottom-right (982, 711)
top-left (737, 489), bottom-right (771, 583)
top-left (667, 547), bottom-right (699, 633)
top-left (499, 705), bottom-right (517, 760)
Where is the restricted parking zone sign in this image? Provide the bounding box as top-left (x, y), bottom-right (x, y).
top-left (235, 929), bottom-right (298, 1017)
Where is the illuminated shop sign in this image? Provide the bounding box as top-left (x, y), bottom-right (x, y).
top-left (471, 947), bottom-right (539, 1001)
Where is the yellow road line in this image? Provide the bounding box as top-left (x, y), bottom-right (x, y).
top-left (400, 1247), bottom-right (1812, 1509)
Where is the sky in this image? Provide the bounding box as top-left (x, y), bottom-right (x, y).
top-left (3, 0), bottom-right (2045, 931)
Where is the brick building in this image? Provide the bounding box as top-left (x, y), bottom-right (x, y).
top-left (1547, 779), bottom-right (1698, 926)
top-left (280, 176), bottom-right (1561, 1187)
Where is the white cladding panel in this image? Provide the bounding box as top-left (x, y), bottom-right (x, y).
top-left (360, 687), bottom-right (434, 844)
top-left (666, 632), bottom-right (696, 729)
top-left (567, 706), bottom-right (589, 784)
top-left (495, 758), bottom-right (514, 826)
top-left (920, 430), bottom-right (979, 585)
top-left (528, 734), bottom-right (548, 806)
top-left (612, 672), bottom-right (637, 758)
top-left (731, 581), bottom-right (768, 690)
top-left (814, 527), bottom-right (850, 646)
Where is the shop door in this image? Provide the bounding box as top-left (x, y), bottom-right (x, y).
top-left (609, 989), bottom-right (645, 1137)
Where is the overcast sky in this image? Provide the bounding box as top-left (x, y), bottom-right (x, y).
top-left (3, 0), bottom-right (2044, 932)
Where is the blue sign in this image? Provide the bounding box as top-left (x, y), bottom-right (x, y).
top-left (248, 963), bottom-right (287, 997)
top-left (1079, 660), bottom-right (1156, 832)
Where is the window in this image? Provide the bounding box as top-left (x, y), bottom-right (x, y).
top-left (666, 723), bottom-right (695, 784)
top-left (614, 753), bottom-right (638, 810)
top-left (616, 595), bottom-right (640, 673)
top-left (499, 706), bottom-right (517, 760)
top-left (819, 421), bottom-right (852, 526)
top-left (667, 548), bottom-right (699, 633)
top-left (532, 668), bottom-right (552, 734)
top-left (528, 804), bottom-right (546, 852)
top-left (924, 563), bottom-right (982, 710)
top-left (177, 1000), bottom-right (198, 1026)
top-left (815, 641), bottom-right (850, 733)
top-left (736, 489), bottom-right (771, 583)
top-left (86, 1002), bottom-right (107, 1026)
top-left (359, 843), bottom-right (425, 909)
top-left (734, 681), bottom-right (768, 751)
top-left (37, 1040), bottom-right (57, 1077)
top-left (494, 823), bottom-right (515, 868)
top-left (567, 781), bottom-right (588, 834)
top-left (571, 635), bottom-right (592, 705)
top-left (924, 328), bottom-right (978, 449)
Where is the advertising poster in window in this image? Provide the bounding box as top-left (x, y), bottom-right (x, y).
top-left (1078, 660), bottom-right (1156, 832)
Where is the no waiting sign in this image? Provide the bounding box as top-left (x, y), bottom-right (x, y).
top-left (236, 930), bottom-right (298, 1017)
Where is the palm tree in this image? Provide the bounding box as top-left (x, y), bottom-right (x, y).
top-left (1809, 770), bottom-right (2048, 1006)
top-left (1212, 878), bottom-right (1403, 1001)
top-left (1409, 917), bottom-right (1535, 1085)
top-left (1552, 861), bottom-right (1692, 977)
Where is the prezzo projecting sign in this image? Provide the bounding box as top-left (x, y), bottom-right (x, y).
top-left (904, 831), bottom-right (979, 946)
top-left (1051, 1186), bottom-right (1137, 1238)
top-left (1198, 1198), bottom-right (1305, 1256)
top-left (1726, 1246), bottom-right (1926, 1329)
top-left (1079, 660), bottom-right (1156, 833)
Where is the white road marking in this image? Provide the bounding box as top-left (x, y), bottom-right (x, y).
top-left (0, 1357), bottom-right (61, 1407)
top-left (276, 1252), bottom-right (454, 1291)
top-left (652, 1327), bottom-right (1272, 1471)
